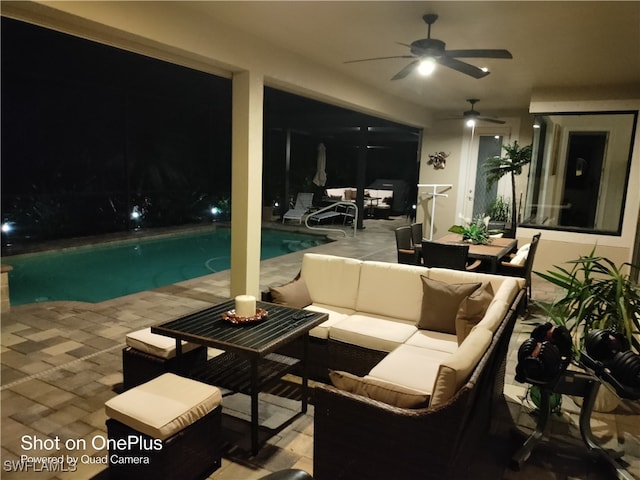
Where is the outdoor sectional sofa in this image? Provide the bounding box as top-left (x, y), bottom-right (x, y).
top-left (268, 253), bottom-right (525, 479)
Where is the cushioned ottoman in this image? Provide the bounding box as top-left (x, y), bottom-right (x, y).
top-left (122, 327), bottom-right (207, 390)
top-left (105, 373), bottom-right (222, 480)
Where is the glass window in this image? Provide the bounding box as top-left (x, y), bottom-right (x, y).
top-left (522, 111), bottom-right (637, 235)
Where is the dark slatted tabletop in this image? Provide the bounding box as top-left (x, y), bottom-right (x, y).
top-left (151, 299), bottom-right (327, 358)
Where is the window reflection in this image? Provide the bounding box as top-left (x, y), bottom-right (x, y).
top-left (522, 112), bottom-right (637, 234)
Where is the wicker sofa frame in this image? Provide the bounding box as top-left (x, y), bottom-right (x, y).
top-left (312, 289), bottom-right (524, 480)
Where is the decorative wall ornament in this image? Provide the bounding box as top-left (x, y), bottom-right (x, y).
top-left (427, 151), bottom-right (449, 170)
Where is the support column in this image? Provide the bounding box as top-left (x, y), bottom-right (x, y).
top-left (356, 125), bottom-right (368, 230)
top-left (230, 70), bottom-right (264, 298)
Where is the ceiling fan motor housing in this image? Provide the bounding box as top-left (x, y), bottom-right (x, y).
top-left (411, 39), bottom-right (446, 58)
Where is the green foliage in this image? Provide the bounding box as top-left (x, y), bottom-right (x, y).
top-left (487, 195), bottom-right (511, 222)
top-left (484, 141), bottom-right (532, 235)
top-left (484, 141), bottom-right (533, 188)
top-left (449, 215), bottom-right (491, 245)
top-left (535, 247), bottom-right (640, 355)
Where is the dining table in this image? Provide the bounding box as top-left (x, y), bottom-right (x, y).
top-left (432, 233), bottom-right (518, 273)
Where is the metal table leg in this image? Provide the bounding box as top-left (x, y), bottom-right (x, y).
top-left (250, 359), bottom-right (259, 456)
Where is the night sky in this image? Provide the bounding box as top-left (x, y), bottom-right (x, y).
top-left (1, 16), bottom-right (419, 248)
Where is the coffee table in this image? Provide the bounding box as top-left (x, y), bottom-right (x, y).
top-left (151, 299), bottom-right (327, 455)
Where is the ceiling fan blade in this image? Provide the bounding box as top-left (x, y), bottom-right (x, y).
top-left (391, 60), bottom-right (419, 80)
top-left (446, 49), bottom-right (513, 59)
top-left (437, 56), bottom-right (490, 79)
top-left (478, 116), bottom-right (506, 124)
top-left (344, 55), bottom-right (414, 64)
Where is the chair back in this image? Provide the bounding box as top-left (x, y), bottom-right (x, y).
top-left (395, 226), bottom-right (413, 250)
top-left (421, 241), bottom-right (470, 270)
top-left (522, 233), bottom-right (541, 294)
top-left (395, 226), bottom-right (418, 264)
top-left (410, 223), bottom-right (423, 247)
top-left (294, 192), bottom-right (314, 210)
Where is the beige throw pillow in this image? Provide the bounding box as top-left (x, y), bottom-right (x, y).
top-left (269, 277), bottom-right (312, 308)
top-left (328, 370), bottom-right (430, 409)
top-left (417, 276), bottom-right (481, 334)
top-left (455, 282), bottom-right (495, 344)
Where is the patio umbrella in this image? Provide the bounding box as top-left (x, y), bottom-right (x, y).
top-left (312, 142), bottom-right (327, 187)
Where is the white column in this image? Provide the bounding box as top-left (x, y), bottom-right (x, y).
top-left (230, 70), bottom-right (263, 297)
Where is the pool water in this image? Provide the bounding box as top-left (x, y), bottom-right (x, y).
top-left (5, 228), bottom-right (326, 305)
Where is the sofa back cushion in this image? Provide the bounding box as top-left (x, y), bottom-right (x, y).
top-left (356, 261), bottom-right (428, 322)
top-left (301, 253), bottom-right (362, 310)
top-left (429, 327), bottom-right (493, 408)
top-left (428, 268), bottom-right (523, 303)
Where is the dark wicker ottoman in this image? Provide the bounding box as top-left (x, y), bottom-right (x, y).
top-left (122, 328), bottom-right (207, 390)
top-left (105, 373), bottom-right (222, 480)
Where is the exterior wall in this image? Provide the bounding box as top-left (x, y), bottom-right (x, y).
top-left (525, 96), bottom-right (640, 274)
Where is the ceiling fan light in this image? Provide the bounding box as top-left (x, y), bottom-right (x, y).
top-left (417, 58), bottom-right (436, 76)
top-left (466, 119), bottom-right (476, 127)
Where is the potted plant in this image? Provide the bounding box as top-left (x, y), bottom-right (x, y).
top-left (486, 195), bottom-right (511, 232)
top-left (484, 141), bottom-right (532, 237)
top-left (536, 248), bottom-right (640, 411)
top-left (448, 214), bottom-right (491, 245)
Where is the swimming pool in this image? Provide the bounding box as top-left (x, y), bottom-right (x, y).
top-left (5, 228), bottom-right (327, 305)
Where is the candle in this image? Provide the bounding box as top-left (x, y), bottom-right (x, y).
top-left (235, 295), bottom-right (256, 318)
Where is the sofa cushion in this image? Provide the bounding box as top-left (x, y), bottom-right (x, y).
top-left (417, 276), bottom-right (481, 334)
top-left (404, 329), bottom-right (458, 354)
top-left (329, 313), bottom-right (417, 352)
top-left (329, 370), bottom-right (430, 409)
top-left (430, 327), bottom-right (493, 408)
top-left (367, 343), bottom-right (451, 395)
top-left (301, 254), bottom-right (362, 310)
top-left (356, 261), bottom-right (427, 322)
top-left (471, 299), bottom-right (510, 334)
top-left (455, 282), bottom-right (494, 344)
top-left (491, 277), bottom-right (522, 307)
top-left (304, 303), bottom-right (354, 339)
top-left (269, 277), bottom-right (312, 309)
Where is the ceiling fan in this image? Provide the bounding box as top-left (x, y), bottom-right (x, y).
top-left (345, 14), bottom-right (512, 80)
top-left (460, 99), bottom-right (505, 124)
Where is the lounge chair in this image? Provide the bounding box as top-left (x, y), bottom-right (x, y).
top-left (282, 192), bottom-right (314, 224)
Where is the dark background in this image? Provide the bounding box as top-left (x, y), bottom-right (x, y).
top-left (1, 17), bottom-right (419, 250)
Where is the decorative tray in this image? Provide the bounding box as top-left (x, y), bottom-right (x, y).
top-left (221, 308), bottom-right (268, 325)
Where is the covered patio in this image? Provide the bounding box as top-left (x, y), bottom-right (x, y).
top-left (2, 217), bottom-right (638, 479)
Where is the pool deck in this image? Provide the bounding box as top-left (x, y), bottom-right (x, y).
top-left (1, 216), bottom-right (639, 480)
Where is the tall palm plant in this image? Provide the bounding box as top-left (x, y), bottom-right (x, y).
top-left (484, 141), bottom-right (532, 236)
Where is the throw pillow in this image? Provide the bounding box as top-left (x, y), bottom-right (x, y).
top-left (269, 277), bottom-right (312, 309)
top-left (417, 276), bottom-right (481, 334)
top-left (329, 371), bottom-right (430, 409)
top-left (328, 370), bottom-right (364, 393)
top-left (455, 282), bottom-right (495, 344)
top-left (509, 243), bottom-right (531, 265)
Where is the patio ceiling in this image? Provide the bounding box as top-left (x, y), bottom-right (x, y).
top-left (184, 1), bottom-right (640, 118)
